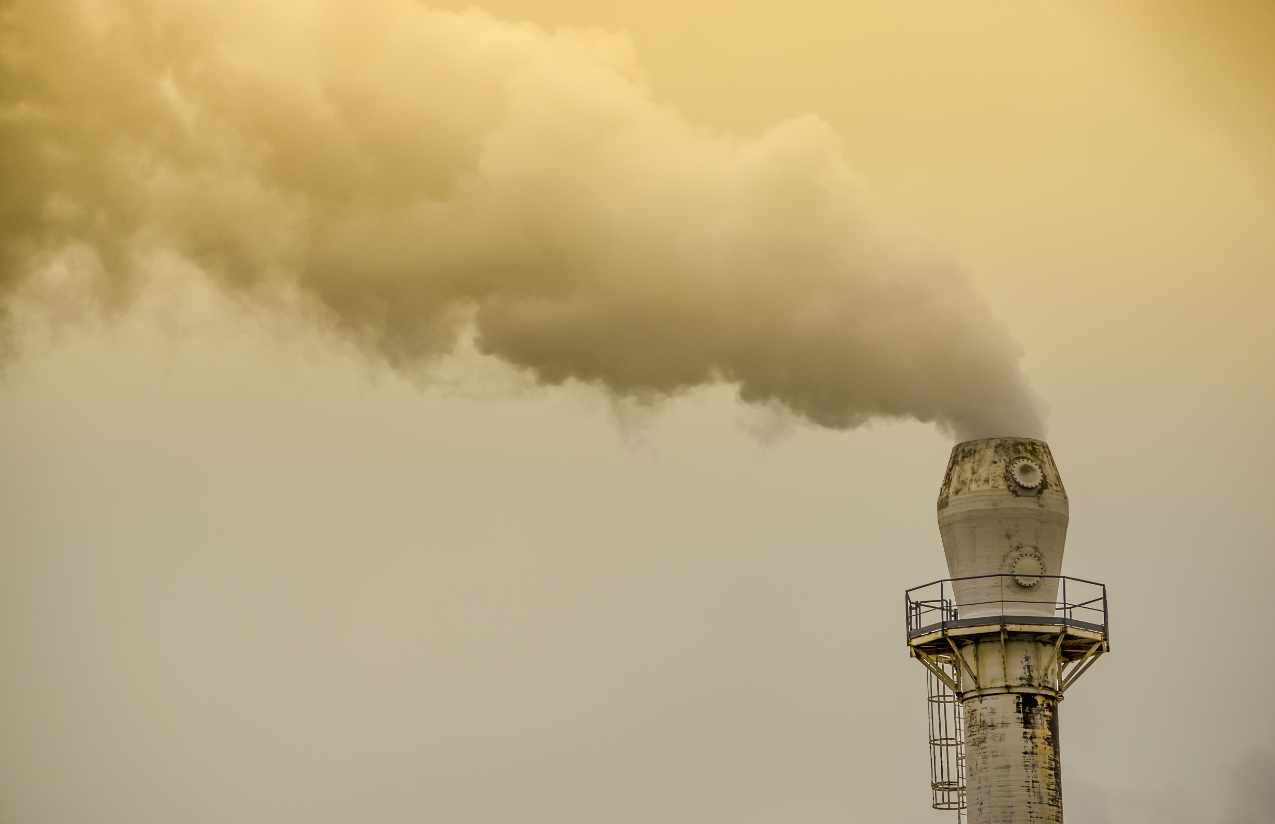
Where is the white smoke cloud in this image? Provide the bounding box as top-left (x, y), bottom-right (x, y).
top-left (0, 0), bottom-right (1045, 439)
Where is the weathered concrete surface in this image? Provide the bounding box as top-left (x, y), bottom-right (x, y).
top-left (938, 437), bottom-right (1069, 621)
top-left (963, 690), bottom-right (1063, 824)
top-left (946, 633), bottom-right (1066, 824)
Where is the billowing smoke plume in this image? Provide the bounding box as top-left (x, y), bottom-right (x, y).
top-left (0, 0), bottom-right (1044, 439)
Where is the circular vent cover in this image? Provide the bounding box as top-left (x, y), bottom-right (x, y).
top-left (1008, 457), bottom-right (1044, 492)
top-left (1007, 546), bottom-right (1045, 588)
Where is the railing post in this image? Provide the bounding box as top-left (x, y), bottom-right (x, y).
top-left (1062, 576), bottom-right (1068, 621)
top-left (1102, 585), bottom-right (1109, 643)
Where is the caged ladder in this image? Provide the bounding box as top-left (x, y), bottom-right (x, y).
top-left (922, 604), bottom-right (966, 822)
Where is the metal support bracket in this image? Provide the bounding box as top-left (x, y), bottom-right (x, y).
top-left (946, 636), bottom-right (980, 691)
top-left (1059, 641), bottom-right (1104, 694)
top-left (999, 627), bottom-right (1008, 685)
top-left (913, 648), bottom-right (961, 694)
top-left (1041, 628), bottom-right (1067, 689)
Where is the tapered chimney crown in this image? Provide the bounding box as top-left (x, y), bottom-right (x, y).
top-left (937, 437), bottom-right (1068, 619)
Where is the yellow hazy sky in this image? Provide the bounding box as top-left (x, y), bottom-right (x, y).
top-left (3, 3), bottom-right (1273, 823)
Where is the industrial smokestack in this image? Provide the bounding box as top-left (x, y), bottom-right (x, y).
top-left (906, 438), bottom-right (1110, 824)
top-left (0, 0), bottom-right (1044, 439)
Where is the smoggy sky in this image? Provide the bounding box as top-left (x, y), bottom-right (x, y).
top-left (3, 2), bottom-right (1274, 823)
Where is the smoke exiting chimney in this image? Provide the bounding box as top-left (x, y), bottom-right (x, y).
top-left (0, 0), bottom-right (1044, 438)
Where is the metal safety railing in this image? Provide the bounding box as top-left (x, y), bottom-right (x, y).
top-left (904, 574), bottom-right (1109, 641)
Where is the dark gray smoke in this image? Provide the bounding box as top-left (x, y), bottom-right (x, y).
top-left (0, 0), bottom-right (1045, 438)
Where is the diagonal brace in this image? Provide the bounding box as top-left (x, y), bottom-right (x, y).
top-left (1059, 641), bottom-right (1104, 693)
top-left (1041, 628), bottom-right (1068, 688)
top-left (946, 636), bottom-right (980, 691)
top-left (913, 648), bottom-right (960, 694)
